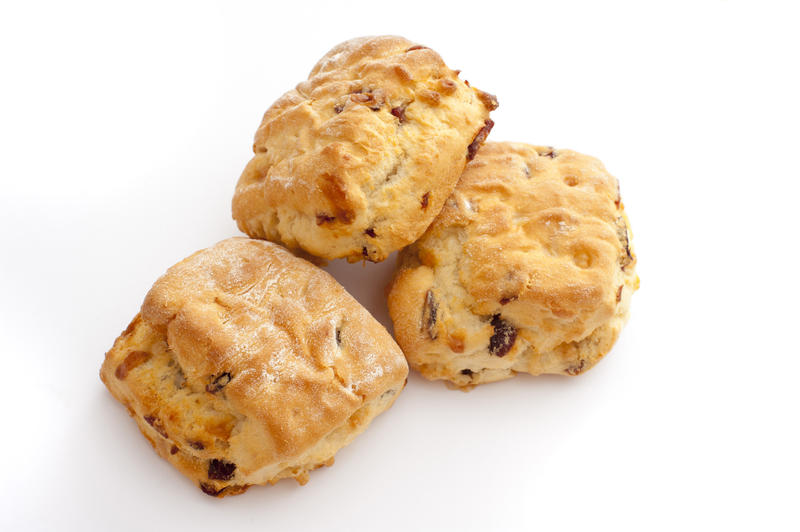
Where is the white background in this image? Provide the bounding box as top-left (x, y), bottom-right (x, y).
top-left (1, 1), bottom-right (798, 530)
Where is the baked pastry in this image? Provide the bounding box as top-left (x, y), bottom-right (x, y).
top-left (232, 35), bottom-right (498, 263)
top-left (100, 237), bottom-right (408, 496)
top-left (387, 142), bottom-right (638, 389)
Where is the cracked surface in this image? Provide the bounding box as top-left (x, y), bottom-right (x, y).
top-left (100, 238), bottom-right (408, 496)
top-left (387, 142), bottom-right (639, 389)
top-left (232, 35), bottom-right (498, 262)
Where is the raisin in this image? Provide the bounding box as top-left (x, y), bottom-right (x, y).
top-left (200, 482), bottom-right (224, 497)
top-left (565, 360), bottom-right (585, 376)
top-left (421, 90), bottom-right (441, 105)
top-left (438, 79), bottom-right (457, 94)
top-left (188, 440), bottom-right (205, 451)
top-left (206, 372), bottom-right (231, 394)
top-left (477, 90), bottom-right (499, 111)
top-left (335, 328), bottom-right (342, 346)
top-left (143, 415), bottom-right (168, 438)
top-left (365, 228), bottom-right (377, 238)
top-left (334, 104), bottom-right (344, 114)
top-left (467, 119), bottom-right (494, 161)
top-left (170, 445), bottom-right (179, 455)
top-left (390, 105), bottom-right (407, 123)
top-left (420, 192), bottom-right (430, 210)
top-left (460, 369), bottom-right (474, 376)
top-left (208, 459), bottom-right (236, 481)
top-left (362, 246), bottom-right (369, 259)
top-left (350, 93), bottom-right (372, 103)
top-left (499, 295), bottom-right (518, 305)
top-left (421, 289), bottom-right (438, 340)
top-left (616, 218), bottom-right (634, 269)
top-left (316, 213), bottom-right (335, 225)
top-left (114, 350), bottom-right (151, 380)
top-left (541, 147), bottom-right (557, 158)
top-left (489, 315), bottom-right (516, 357)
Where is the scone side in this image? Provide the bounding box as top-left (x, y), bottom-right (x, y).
top-left (101, 313), bottom-right (407, 496)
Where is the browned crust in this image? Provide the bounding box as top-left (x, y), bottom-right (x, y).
top-left (232, 35), bottom-right (497, 262)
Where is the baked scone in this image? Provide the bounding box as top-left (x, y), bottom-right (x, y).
top-left (387, 142), bottom-right (638, 389)
top-left (100, 237), bottom-right (408, 496)
top-left (232, 35), bottom-right (498, 263)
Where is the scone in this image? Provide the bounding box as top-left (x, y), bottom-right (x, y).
top-left (232, 35), bottom-right (498, 263)
top-left (387, 142), bottom-right (638, 389)
top-left (100, 237), bottom-right (408, 496)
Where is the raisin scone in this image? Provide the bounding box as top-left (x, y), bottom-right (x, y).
top-left (232, 35), bottom-right (498, 263)
top-left (387, 142), bottom-right (638, 389)
top-left (100, 238), bottom-right (408, 496)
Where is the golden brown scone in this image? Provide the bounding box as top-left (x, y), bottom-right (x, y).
top-left (100, 238), bottom-right (408, 496)
top-left (387, 142), bottom-right (638, 389)
top-left (232, 35), bottom-right (498, 263)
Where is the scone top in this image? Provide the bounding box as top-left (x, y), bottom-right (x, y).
top-left (141, 238), bottom-right (407, 463)
top-left (388, 142), bottom-right (638, 387)
top-left (233, 35), bottom-right (497, 262)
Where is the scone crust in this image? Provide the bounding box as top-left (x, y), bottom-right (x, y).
top-left (232, 35), bottom-right (498, 262)
top-left (101, 238), bottom-right (408, 495)
top-left (387, 142), bottom-right (638, 388)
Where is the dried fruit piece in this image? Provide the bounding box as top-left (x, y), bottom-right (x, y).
top-left (447, 333), bottom-right (465, 353)
top-left (467, 119), bottom-right (494, 161)
top-left (476, 90), bottom-right (499, 111)
top-left (565, 359), bottom-right (585, 376)
top-left (420, 90), bottom-right (441, 105)
top-left (390, 105), bottom-right (407, 123)
top-left (170, 445), bottom-right (179, 455)
top-left (365, 228), bottom-right (377, 238)
top-left (499, 295), bottom-right (518, 305)
top-left (420, 192), bottom-right (430, 210)
top-left (200, 482), bottom-right (223, 496)
top-left (333, 103), bottom-right (344, 114)
top-left (438, 78), bottom-right (457, 94)
top-left (489, 315), bottom-right (516, 357)
top-left (208, 459), bottom-right (236, 481)
top-left (350, 92), bottom-right (372, 103)
top-left (188, 440), bottom-right (205, 451)
top-left (421, 289), bottom-right (438, 340)
top-left (143, 415), bottom-right (168, 438)
top-left (114, 350), bottom-right (151, 380)
top-left (460, 369), bottom-right (473, 376)
top-left (206, 372), bottom-right (232, 394)
top-left (616, 218), bottom-right (634, 269)
top-left (316, 213), bottom-right (335, 225)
